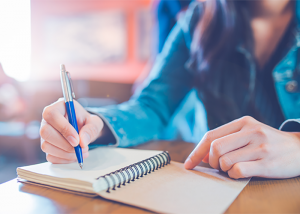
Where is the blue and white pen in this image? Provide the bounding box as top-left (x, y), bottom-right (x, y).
top-left (60, 64), bottom-right (83, 169)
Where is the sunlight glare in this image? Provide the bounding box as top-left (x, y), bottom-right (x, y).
top-left (0, 0), bottom-right (31, 81)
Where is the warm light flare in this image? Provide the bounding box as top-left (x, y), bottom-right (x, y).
top-left (0, 0), bottom-right (31, 81)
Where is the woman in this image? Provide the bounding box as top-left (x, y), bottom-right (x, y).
top-left (40, 0), bottom-right (300, 179)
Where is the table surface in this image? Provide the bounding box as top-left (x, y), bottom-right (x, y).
top-left (1, 140), bottom-right (300, 214)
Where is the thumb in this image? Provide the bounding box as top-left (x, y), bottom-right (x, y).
top-left (79, 115), bottom-right (104, 148)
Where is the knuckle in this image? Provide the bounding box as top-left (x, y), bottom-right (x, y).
top-left (240, 116), bottom-right (254, 125)
top-left (204, 131), bottom-right (215, 142)
top-left (41, 141), bottom-right (48, 153)
top-left (42, 106), bottom-right (54, 122)
top-left (251, 125), bottom-right (266, 138)
top-left (219, 156), bottom-right (232, 172)
top-left (46, 154), bottom-right (56, 164)
top-left (211, 140), bottom-right (222, 156)
top-left (40, 124), bottom-right (50, 141)
top-left (258, 143), bottom-right (270, 155)
top-left (231, 164), bottom-right (245, 178)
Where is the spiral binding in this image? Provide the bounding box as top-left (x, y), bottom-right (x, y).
top-left (97, 151), bottom-right (171, 193)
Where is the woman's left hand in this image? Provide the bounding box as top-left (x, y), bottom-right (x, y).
top-left (184, 116), bottom-right (300, 179)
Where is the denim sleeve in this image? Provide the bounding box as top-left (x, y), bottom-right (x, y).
top-left (279, 119), bottom-right (300, 132)
top-left (88, 23), bottom-right (193, 147)
top-left (164, 0), bottom-right (182, 18)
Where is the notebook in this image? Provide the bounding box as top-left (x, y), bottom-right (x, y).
top-left (17, 147), bottom-right (250, 214)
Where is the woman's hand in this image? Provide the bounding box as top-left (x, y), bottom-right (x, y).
top-left (40, 99), bottom-right (104, 164)
top-left (184, 116), bottom-right (300, 179)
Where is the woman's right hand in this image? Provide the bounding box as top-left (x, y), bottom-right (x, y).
top-left (40, 98), bottom-right (104, 164)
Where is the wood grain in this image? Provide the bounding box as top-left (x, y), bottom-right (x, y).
top-left (1, 140), bottom-right (300, 214)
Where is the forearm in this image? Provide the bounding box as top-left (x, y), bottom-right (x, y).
top-left (88, 22), bottom-right (194, 148)
top-left (87, 100), bottom-right (166, 147)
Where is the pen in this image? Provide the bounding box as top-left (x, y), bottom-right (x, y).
top-left (60, 64), bottom-right (83, 169)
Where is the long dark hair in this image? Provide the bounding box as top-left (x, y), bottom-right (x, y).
top-left (190, 0), bottom-right (251, 76)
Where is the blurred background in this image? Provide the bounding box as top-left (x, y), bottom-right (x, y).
top-left (0, 0), bottom-right (207, 184)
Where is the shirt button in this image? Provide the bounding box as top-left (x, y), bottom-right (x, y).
top-left (285, 80), bottom-right (298, 92)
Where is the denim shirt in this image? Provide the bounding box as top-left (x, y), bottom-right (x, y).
top-left (89, 1), bottom-right (300, 147)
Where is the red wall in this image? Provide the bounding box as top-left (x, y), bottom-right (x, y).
top-left (31, 0), bottom-right (152, 83)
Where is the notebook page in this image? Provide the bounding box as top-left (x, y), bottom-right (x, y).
top-left (99, 161), bottom-right (250, 214)
top-left (18, 148), bottom-right (162, 184)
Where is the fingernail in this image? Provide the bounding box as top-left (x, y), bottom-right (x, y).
top-left (184, 158), bottom-right (193, 169)
top-left (82, 132), bottom-right (91, 147)
top-left (67, 136), bottom-right (78, 147)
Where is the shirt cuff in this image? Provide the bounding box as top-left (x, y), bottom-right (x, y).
top-left (279, 119), bottom-right (300, 132)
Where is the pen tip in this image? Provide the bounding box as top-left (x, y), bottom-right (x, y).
top-left (79, 163), bottom-right (83, 169)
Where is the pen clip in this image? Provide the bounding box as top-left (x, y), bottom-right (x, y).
top-left (66, 72), bottom-right (76, 99)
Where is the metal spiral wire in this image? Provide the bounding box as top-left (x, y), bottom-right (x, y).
top-left (97, 151), bottom-right (171, 193)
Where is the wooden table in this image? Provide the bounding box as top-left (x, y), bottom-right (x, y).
top-left (1, 140), bottom-right (300, 213)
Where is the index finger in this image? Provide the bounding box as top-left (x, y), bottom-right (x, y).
top-left (42, 99), bottom-right (79, 147)
top-left (184, 116), bottom-right (254, 170)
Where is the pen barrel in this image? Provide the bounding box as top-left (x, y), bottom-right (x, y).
top-left (74, 144), bottom-right (83, 164)
top-left (65, 101), bottom-right (79, 133)
top-left (65, 101), bottom-right (83, 164)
